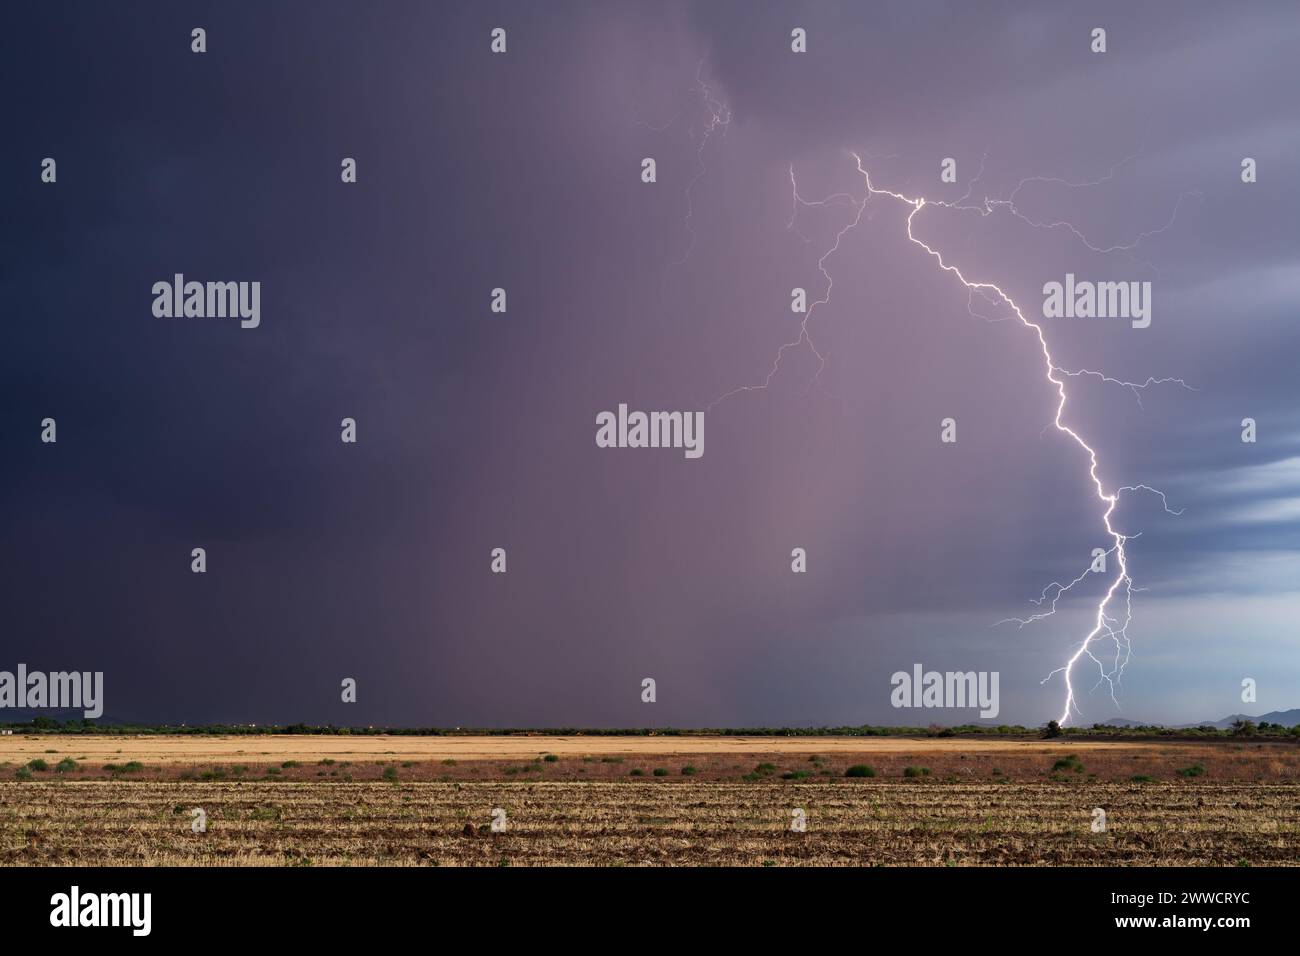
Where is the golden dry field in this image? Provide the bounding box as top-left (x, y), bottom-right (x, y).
top-left (1, 735), bottom-right (1297, 866)
top-left (0, 733), bottom-right (1232, 763)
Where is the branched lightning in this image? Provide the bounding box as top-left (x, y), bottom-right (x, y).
top-left (1055, 368), bottom-right (1195, 408)
top-left (952, 153), bottom-right (1203, 272)
top-left (707, 166), bottom-right (868, 409)
top-left (661, 62), bottom-right (732, 294)
top-left (705, 149), bottom-right (1193, 724)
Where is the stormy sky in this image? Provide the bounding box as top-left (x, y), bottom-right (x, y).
top-left (2, 1), bottom-right (1297, 727)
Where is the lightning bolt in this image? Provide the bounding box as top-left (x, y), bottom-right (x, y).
top-left (706, 149), bottom-right (1192, 725)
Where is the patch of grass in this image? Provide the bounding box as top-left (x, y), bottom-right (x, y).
top-left (680, 765), bottom-right (698, 776)
top-left (903, 766), bottom-right (931, 778)
top-left (543, 754), bottom-right (559, 763)
top-left (629, 768), bottom-right (645, 777)
top-left (1177, 763), bottom-right (1206, 778)
top-left (281, 761), bottom-right (299, 769)
top-left (601, 757), bottom-right (624, 764)
top-left (441, 758), bottom-right (456, 766)
top-left (1051, 754), bottom-right (1085, 774)
top-left (782, 770), bottom-right (812, 780)
top-left (1130, 774), bottom-right (1154, 783)
top-left (382, 766), bottom-right (399, 782)
top-left (318, 758), bottom-right (336, 766)
top-left (15, 767), bottom-right (32, 781)
top-left (845, 764), bottom-right (876, 778)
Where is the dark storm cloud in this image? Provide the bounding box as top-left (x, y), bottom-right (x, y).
top-left (1, 1), bottom-right (1296, 727)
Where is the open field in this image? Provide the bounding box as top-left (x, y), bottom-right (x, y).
top-left (2, 734), bottom-right (1298, 782)
top-left (1, 780), bottom-right (1296, 866)
top-left (2, 736), bottom-right (1297, 865)
top-left (0, 732), bottom-right (1234, 762)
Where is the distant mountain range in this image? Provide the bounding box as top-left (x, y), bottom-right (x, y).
top-left (1095, 710), bottom-right (1300, 730)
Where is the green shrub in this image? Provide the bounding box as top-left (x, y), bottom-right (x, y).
top-left (652, 767), bottom-right (668, 777)
top-left (1177, 763), bottom-right (1206, 778)
top-left (54, 758), bottom-right (77, 773)
top-left (845, 764), bottom-right (876, 778)
top-left (903, 766), bottom-right (931, 778)
top-left (629, 768), bottom-right (645, 777)
top-left (543, 754), bottom-right (559, 763)
top-left (382, 766), bottom-right (398, 782)
top-left (26, 758), bottom-right (49, 772)
top-left (680, 765), bottom-right (698, 776)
